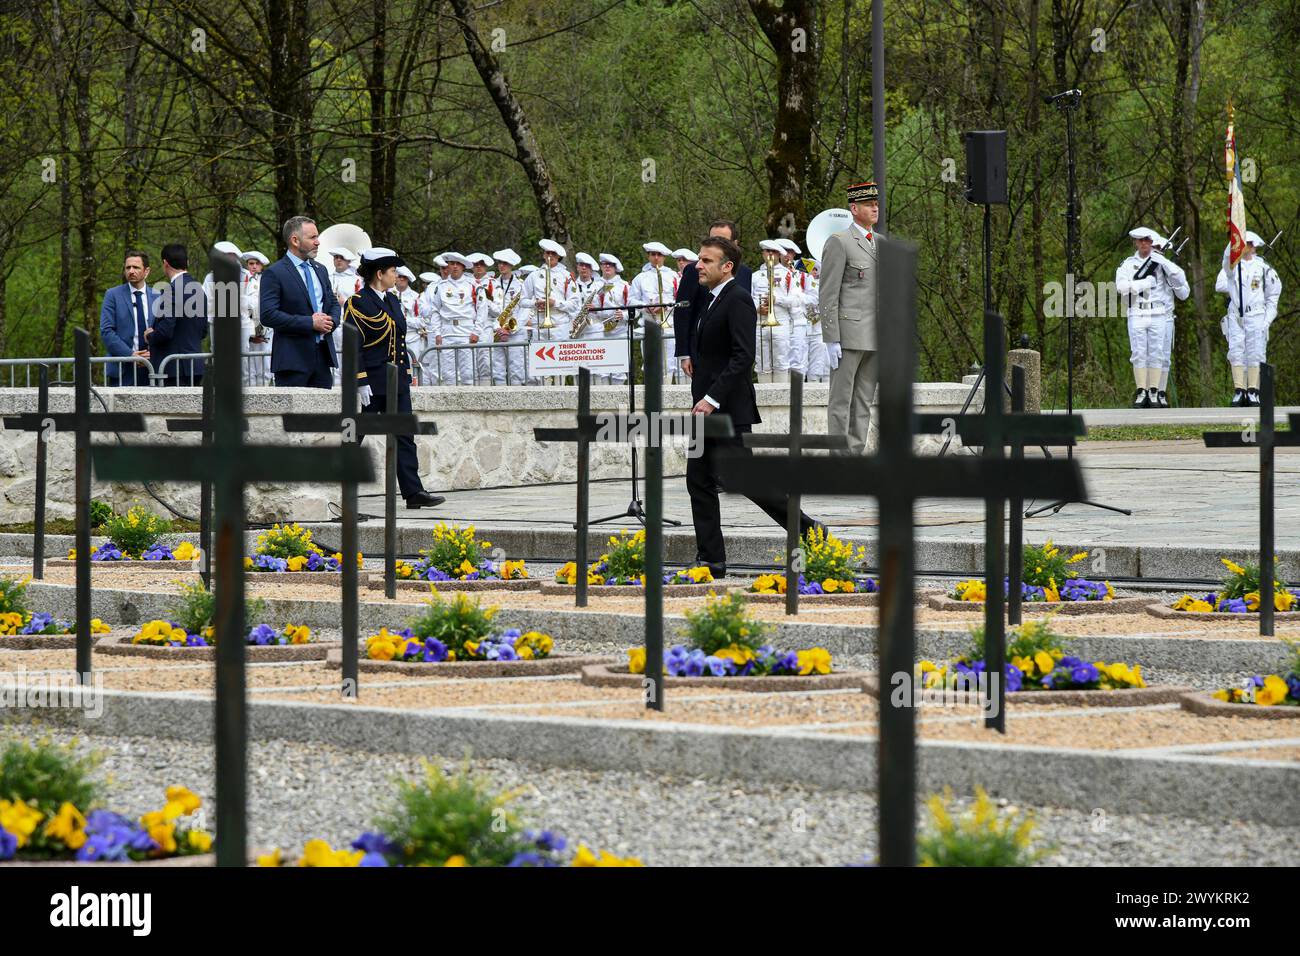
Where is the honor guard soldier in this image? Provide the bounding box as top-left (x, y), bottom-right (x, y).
top-left (1217, 231), bottom-right (1282, 406)
top-left (629, 241), bottom-right (678, 380)
top-left (486, 248), bottom-right (528, 385)
top-left (1116, 226), bottom-right (1190, 408)
top-left (240, 251), bottom-right (272, 386)
top-left (431, 252), bottom-right (484, 385)
top-left (344, 248), bottom-right (443, 509)
top-left (598, 253), bottom-right (631, 385)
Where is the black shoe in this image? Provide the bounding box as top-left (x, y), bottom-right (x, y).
top-left (1157, 390), bottom-right (1169, 408)
top-left (1230, 388), bottom-right (1247, 407)
top-left (1246, 388), bottom-right (1261, 407)
top-left (1132, 388), bottom-right (1149, 409)
top-left (404, 491), bottom-right (445, 509)
top-left (694, 556), bottom-right (726, 579)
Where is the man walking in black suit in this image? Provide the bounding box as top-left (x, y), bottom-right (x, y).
top-left (148, 244), bottom-right (207, 386)
top-left (674, 218), bottom-right (752, 378)
top-left (260, 215), bottom-right (339, 387)
top-left (685, 236), bottom-right (819, 576)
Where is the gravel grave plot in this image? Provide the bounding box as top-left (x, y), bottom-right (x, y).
top-left (1209, 746), bottom-right (1300, 761)
top-left (1146, 604), bottom-right (1300, 621)
top-left (363, 575), bottom-right (540, 592)
top-left (912, 605), bottom-right (1300, 640)
top-left (252, 674), bottom-right (674, 709)
top-left (579, 663), bottom-right (872, 693)
top-left (325, 651), bottom-right (615, 678)
top-left (1180, 692), bottom-right (1300, 720)
top-left (0, 726), bottom-right (1289, 867)
top-left (926, 595), bottom-right (1153, 615)
top-left (46, 559), bottom-right (202, 571)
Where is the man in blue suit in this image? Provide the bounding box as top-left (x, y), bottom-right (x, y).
top-left (673, 218), bottom-right (752, 380)
top-left (259, 215), bottom-right (339, 388)
top-left (148, 243), bottom-right (208, 386)
top-left (100, 250), bottom-right (161, 386)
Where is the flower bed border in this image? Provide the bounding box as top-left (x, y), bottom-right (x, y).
top-left (926, 594), bottom-right (1151, 615)
top-left (1146, 603), bottom-right (1300, 621)
top-left (48, 559), bottom-right (201, 571)
top-left (862, 673), bottom-right (1192, 707)
top-left (730, 588), bottom-right (881, 606)
top-left (325, 649), bottom-right (611, 677)
top-left (0, 630), bottom-right (123, 651)
top-left (541, 582), bottom-right (722, 597)
top-left (244, 571), bottom-right (345, 585)
top-left (364, 574), bottom-right (539, 593)
top-left (96, 632), bottom-right (336, 661)
top-left (1179, 691), bottom-right (1300, 720)
top-left (579, 662), bottom-right (869, 693)
top-left (4, 853), bottom-right (217, 868)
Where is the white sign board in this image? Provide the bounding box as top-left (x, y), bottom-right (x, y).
top-left (529, 338), bottom-right (629, 377)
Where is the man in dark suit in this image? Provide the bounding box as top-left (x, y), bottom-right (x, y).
top-left (260, 215), bottom-right (339, 388)
top-left (148, 243), bottom-right (207, 386)
top-left (100, 249), bottom-right (161, 386)
top-left (674, 218), bottom-right (752, 378)
top-left (685, 236), bottom-right (819, 576)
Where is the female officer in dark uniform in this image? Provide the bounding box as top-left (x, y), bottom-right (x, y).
top-left (346, 248), bottom-right (444, 509)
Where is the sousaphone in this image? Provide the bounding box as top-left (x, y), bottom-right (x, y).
top-left (805, 208), bottom-right (853, 262)
top-left (314, 223), bottom-right (372, 268)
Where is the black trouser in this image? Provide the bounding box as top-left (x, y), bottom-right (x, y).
top-left (362, 375), bottom-right (425, 499)
top-left (274, 341), bottom-right (335, 388)
top-left (685, 425), bottom-right (816, 566)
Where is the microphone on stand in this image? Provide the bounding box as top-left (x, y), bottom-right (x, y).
top-left (1043, 88), bottom-right (1082, 107)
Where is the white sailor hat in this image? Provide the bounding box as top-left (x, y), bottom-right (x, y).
top-left (776, 238), bottom-right (802, 255)
top-left (671, 248), bottom-right (698, 262)
top-left (396, 266), bottom-right (416, 282)
top-left (359, 247), bottom-right (405, 269)
top-left (418, 271), bottom-right (438, 284)
top-left (598, 253), bottom-right (624, 272)
top-left (538, 238), bottom-right (566, 257)
top-left (642, 241), bottom-right (671, 256)
top-left (443, 252), bottom-right (472, 267)
top-left (433, 254), bottom-right (449, 268)
top-left (492, 248), bottom-right (521, 267)
top-left (213, 240), bottom-right (243, 257)
top-left (759, 239), bottom-right (783, 252)
top-left (518, 264), bottom-right (538, 276)
top-left (1245, 231), bottom-right (1266, 246)
top-left (1127, 227), bottom-right (1159, 242)
top-left (467, 252), bottom-right (493, 266)
top-left (240, 250), bottom-right (269, 265)
top-left (574, 252), bottom-right (598, 269)
top-left (328, 246), bottom-right (356, 260)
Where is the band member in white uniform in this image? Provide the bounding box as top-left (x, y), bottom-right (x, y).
top-left (523, 239), bottom-right (576, 383)
top-left (629, 241), bottom-right (678, 381)
top-left (430, 252), bottom-right (484, 385)
top-left (485, 248), bottom-right (528, 385)
top-left (597, 253), bottom-right (631, 385)
top-left (468, 253), bottom-right (496, 383)
top-left (774, 238), bottom-right (812, 375)
top-left (411, 271), bottom-right (440, 385)
top-left (326, 246), bottom-right (362, 385)
top-left (568, 253), bottom-right (608, 343)
top-left (1216, 230), bottom-right (1282, 406)
top-left (1115, 226), bottom-right (1189, 408)
top-left (239, 251), bottom-right (271, 385)
top-left (751, 239), bottom-right (796, 379)
top-left (673, 248), bottom-right (698, 273)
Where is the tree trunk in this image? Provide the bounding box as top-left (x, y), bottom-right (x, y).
top-left (267, 0), bottom-right (304, 250)
top-left (1029, 0), bottom-right (1046, 351)
top-left (122, 1), bottom-right (142, 247)
top-left (447, 0), bottom-right (569, 245)
top-left (368, 0), bottom-right (393, 237)
top-left (749, 0), bottom-right (821, 244)
top-left (76, 21), bottom-right (97, 343)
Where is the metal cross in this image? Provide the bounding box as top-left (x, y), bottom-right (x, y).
top-left (0, 364), bottom-right (53, 579)
top-left (1203, 363), bottom-right (1300, 636)
top-left (533, 367), bottom-right (595, 607)
top-left (3, 329), bottom-right (146, 680)
top-left (91, 249), bottom-right (374, 867)
top-left (741, 370), bottom-right (848, 615)
top-left (713, 237), bottom-right (1087, 866)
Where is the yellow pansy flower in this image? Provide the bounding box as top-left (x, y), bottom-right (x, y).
top-left (571, 844), bottom-right (644, 867)
top-left (1211, 689), bottom-right (1230, 702)
top-left (256, 848), bottom-right (283, 867)
top-left (283, 624), bottom-right (311, 644)
top-left (42, 802), bottom-right (87, 850)
top-left (1221, 558), bottom-right (1246, 576)
top-left (1033, 651), bottom-right (1055, 676)
top-left (187, 830), bottom-right (213, 852)
top-left (1257, 675), bottom-right (1289, 706)
top-left (443, 855), bottom-right (468, 867)
top-left (627, 647), bottom-right (646, 674)
top-left (796, 647), bottom-right (833, 675)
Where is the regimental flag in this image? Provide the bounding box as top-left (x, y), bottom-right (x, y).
top-left (1226, 105), bottom-right (1248, 269)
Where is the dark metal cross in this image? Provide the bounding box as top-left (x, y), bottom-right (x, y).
top-left (0, 364), bottom-right (53, 579)
top-left (741, 370), bottom-right (848, 615)
top-left (282, 327), bottom-right (433, 689)
top-left (91, 249), bottom-right (374, 867)
top-left (533, 366), bottom-right (596, 607)
top-left (165, 375), bottom-right (248, 588)
top-left (1203, 363), bottom-right (1300, 637)
top-left (714, 237), bottom-right (1087, 867)
top-left (3, 330), bottom-right (146, 679)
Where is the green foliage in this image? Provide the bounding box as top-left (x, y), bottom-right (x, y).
top-left (102, 505), bottom-right (171, 557)
top-left (0, 575), bottom-right (29, 617)
top-left (1218, 558), bottom-right (1287, 599)
top-left (1022, 541), bottom-right (1087, 589)
top-left (254, 523), bottom-right (323, 560)
top-left (89, 501), bottom-right (114, 529)
top-left (595, 529), bottom-right (646, 584)
top-left (967, 618), bottom-right (1068, 663)
top-left (786, 526), bottom-right (866, 584)
top-left (0, 737), bottom-right (103, 817)
top-left (418, 524), bottom-right (487, 577)
top-left (406, 593), bottom-right (497, 657)
top-left (164, 580), bottom-right (265, 634)
top-left (681, 592), bottom-right (769, 655)
top-left (373, 761), bottom-right (526, 867)
top-left (916, 788), bottom-right (1049, 867)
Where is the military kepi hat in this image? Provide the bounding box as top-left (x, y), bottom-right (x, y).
top-left (847, 181), bottom-right (879, 203)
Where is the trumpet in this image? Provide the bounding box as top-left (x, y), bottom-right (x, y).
top-left (539, 262), bottom-right (556, 330)
top-left (760, 261), bottom-right (779, 327)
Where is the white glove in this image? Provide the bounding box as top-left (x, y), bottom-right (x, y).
top-left (1130, 276), bottom-right (1155, 293)
top-left (1148, 252), bottom-right (1171, 271)
top-left (358, 384), bottom-right (373, 408)
top-left (826, 342), bottom-right (842, 370)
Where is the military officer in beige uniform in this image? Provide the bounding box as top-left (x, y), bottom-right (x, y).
top-left (818, 180), bottom-right (882, 455)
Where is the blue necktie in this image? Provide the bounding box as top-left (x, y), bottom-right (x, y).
top-left (301, 261), bottom-right (323, 342)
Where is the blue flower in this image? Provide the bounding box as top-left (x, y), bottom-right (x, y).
top-left (705, 656), bottom-right (728, 677)
top-left (254, 554), bottom-right (288, 572)
top-left (1005, 663), bottom-right (1023, 693)
top-left (0, 827), bottom-right (16, 861)
top-left (359, 852), bottom-right (389, 866)
top-left (142, 545), bottom-right (174, 561)
top-left (305, 551), bottom-right (324, 571)
top-left (1217, 598), bottom-right (1248, 614)
top-left (20, 611), bottom-right (56, 635)
top-left (247, 624), bottom-right (277, 646)
top-left (684, 654), bottom-right (706, 677)
top-left (91, 542), bottom-right (125, 562)
top-left (351, 831), bottom-right (398, 856)
top-left (507, 851), bottom-right (546, 867)
top-left (772, 651), bottom-right (800, 675)
top-left (492, 644), bottom-right (518, 662)
top-left (185, 632), bottom-right (208, 647)
top-left (525, 829), bottom-right (567, 853)
top-left (422, 638), bottom-right (448, 662)
top-left (1286, 674), bottom-right (1300, 702)
top-left (1070, 662), bottom-right (1100, 685)
top-left (857, 577), bottom-right (880, 593)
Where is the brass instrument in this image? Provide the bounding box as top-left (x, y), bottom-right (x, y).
top-left (569, 280), bottom-right (608, 338)
top-left (760, 261), bottom-right (779, 327)
top-left (539, 262), bottom-right (556, 331)
top-left (602, 282), bottom-right (621, 333)
top-left (496, 283), bottom-right (524, 334)
top-left (653, 268), bottom-right (671, 328)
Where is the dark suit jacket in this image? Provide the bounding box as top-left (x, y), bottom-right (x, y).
top-left (149, 273), bottom-right (207, 384)
top-left (674, 261), bottom-right (752, 358)
top-left (260, 254), bottom-right (341, 374)
top-left (100, 282), bottom-right (161, 384)
top-left (345, 286), bottom-right (411, 399)
top-left (691, 278), bottom-right (760, 428)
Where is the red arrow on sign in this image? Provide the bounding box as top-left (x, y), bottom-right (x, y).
top-left (546, 346), bottom-right (557, 360)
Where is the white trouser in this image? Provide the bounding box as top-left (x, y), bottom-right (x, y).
top-left (1127, 309), bottom-right (1164, 368)
top-left (490, 330), bottom-right (529, 385)
top-left (633, 324), bottom-right (672, 383)
top-left (243, 343), bottom-right (272, 386)
top-left (805, 327), bottom-right (828, 380)
top-left (331, 324), bottom-right (344, 385)
top-left (438, 331), bottom-right (479, 385)
top-left (755, 323), bottom-right (791, 375)
top-left (475, 336), bottom-right (492, 383)
top-left (787, 321), bottom-right (809, 374)
top-left (604, 327), bottom-right (629, 385)
top-left (412, 333), bottom-right (438, 385)
top-left (1221, 311), bottom-right (1269, 366)
top-left (1160, 316), bottom-right (1174, 372)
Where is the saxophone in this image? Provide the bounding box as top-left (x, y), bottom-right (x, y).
top-left (496, 285), bottom-right (524, 334)
top-left (569, 280), bottom-right (608, 338)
